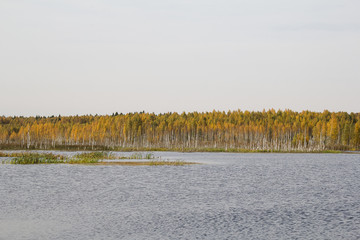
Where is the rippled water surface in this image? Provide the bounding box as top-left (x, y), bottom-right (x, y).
top-left (1, 152), bottom-right (360, 240)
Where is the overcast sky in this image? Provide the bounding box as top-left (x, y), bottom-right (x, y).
top-left (1, 0), bottom-right (359, 116)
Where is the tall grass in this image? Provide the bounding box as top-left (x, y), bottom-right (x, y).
top-left (0, 151), bottom-right (159, 164)
top-left (3, 152), bottom-right (108, 164)
top-left (149, 159), bottom-right (187, 166)
top-left (9, 153), bottom-right (65, 164)
top-left (0, 152), bottom-right (9, 157)
top-left (0, 151), bottom-right (194, 165)
top-left (67, 151), bottom-right (116, 163)
top-left (118, 153), bottom-right (155, 159)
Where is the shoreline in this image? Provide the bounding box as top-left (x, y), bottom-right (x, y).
top-left (1, 147), bottom-right (359, 154)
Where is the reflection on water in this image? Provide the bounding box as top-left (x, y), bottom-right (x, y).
top-left (1, 152), bottom-right (360, 239)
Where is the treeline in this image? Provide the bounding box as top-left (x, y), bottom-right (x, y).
top-left (0, 110), bottom-right (359, 152)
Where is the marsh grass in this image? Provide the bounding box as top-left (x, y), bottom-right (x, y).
top-left (145, 153), bottom-right (155, 159)
top-left (0, 152), bottom-right (9, 157)
top-left (9, 153), bottom-right (65, 164)
top-left (116, 153), bottom-right (155, 160)
top-left (130, 152), bottom-right (155, 159)
top-left (90, 160), bottom-right (195, 166)
top-left (128, 153), bottom-right (143, 159)
top-left (149, 159), bottom-right (187, 166)
top-left (0, 151), bottom-right (194, 165)
top-left (0, 151), bottom-right (109, 164)
top-left (67, 151), bottom-right (117, 164)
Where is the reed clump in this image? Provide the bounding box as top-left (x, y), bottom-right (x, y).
top-left (90, 161), bottom-right (195, 166)
top-left (117, 153), bottom-right (155, 160)
top-left (9, 152), bottom-right (65, 164)
top-left (0, 152), bottom-right (9, 157)
top-left (67, 151), bottom-right (116, 164)
top-left (1, 151), bottom-right (109, 164)
top-left (149, 159), bottom-right (187, 166)
top-left (130, 152), bottom-right (155, 159)
top-left (0, 151), bottom-right (195, 165)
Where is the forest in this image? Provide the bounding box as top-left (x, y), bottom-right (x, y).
top-left (0, 109), bottom-right (359, 152)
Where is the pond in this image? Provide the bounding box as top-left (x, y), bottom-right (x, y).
top-left (1, 152), bottom-right (360, 239)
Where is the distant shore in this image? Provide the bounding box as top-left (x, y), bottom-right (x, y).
top-left (1, 111), bottom-right (359, 154)
top-left (1, 145), bottom-right (359, 154)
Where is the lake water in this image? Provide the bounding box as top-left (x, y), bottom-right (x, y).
top-left (1, 152), bottom-right (360, 239)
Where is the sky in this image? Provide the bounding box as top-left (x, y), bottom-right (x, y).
top-left (0, 0), bottom-right (359, 116)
